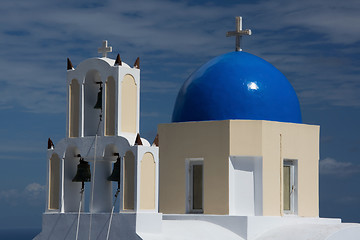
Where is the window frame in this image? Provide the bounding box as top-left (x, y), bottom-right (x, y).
top-left (283, 159), bottom-right (298, 215)
top-left (185, 158), bottom-right (204, 214)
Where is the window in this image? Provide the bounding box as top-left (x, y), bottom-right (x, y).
top-left (283, 160), bottom-right (297, 214)
top-left (186, 159), bottom-right (203, 213)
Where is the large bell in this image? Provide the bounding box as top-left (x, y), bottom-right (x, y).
top-left (72, 158), bottom-right (91, 183)
top-left (108, 156), bottom-right (121, 182)
top-left (94, 82), bottom-right (102, 109)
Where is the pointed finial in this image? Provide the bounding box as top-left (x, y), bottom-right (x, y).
top-left (135, 133), bottom-right (143, 145)
top-left (152, 134), bottom-right (159, 147)
top-left (134, 57), bottom-right (140, 69)
top-left (114, 54), bottom-right (122, 66)
top-left (67, 58), bottom-right (74, 70)
top-left (48, 138), bottom-right (54, 150)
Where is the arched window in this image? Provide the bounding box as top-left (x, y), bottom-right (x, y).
top-left (48, 154), bottom-right (61, 210)
top-left (121, 74), bottom-right (137, 133)
top-left (84, 70), bottom-right (102, 136)
top-left (140, 152), bottom-right (156, 210)
top-left (105, 77), bottom-right (116, 136)
top-left (69, 79), bottom-right (80, 137)
top-left (63, 147), bottom-right (83, 212)
top-left (123, 151), bottom-right (135, 210)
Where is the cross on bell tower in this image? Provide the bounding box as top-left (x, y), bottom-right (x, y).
top-left (98, 40), bottom-right (112, 58)
top-left (226, 16), bottom-right (252, 52)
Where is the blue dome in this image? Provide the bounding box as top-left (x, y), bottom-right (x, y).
top-left (172, 51), bottom-right (302, 123)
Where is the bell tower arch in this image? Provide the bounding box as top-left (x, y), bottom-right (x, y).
top-left (84, 70), bottom-right (102, 136)
top-left (66, 46), bottom-right (140, 138)
top-left (121, 74), bottom-right (137, 133)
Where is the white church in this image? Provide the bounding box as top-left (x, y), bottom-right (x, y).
top-left (34, 17), bottom-right (360, 240)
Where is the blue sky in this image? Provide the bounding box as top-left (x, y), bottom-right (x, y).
top-left (0, 0), bottom-right (359, 229)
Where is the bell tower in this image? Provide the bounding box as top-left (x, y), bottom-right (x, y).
top-left (45, 41), bottom-right (160, 233)
top-left (66, 40), bottom-right (140, 138)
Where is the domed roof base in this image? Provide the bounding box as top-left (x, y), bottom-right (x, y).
top-left (172, 51), bottom-right (302, 124)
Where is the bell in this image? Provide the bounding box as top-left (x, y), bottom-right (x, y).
top-left (72, 158), bottom-right (91, 183)
top-left (93, 88), bottom-right (102, 109)
top-left (108, 156), bottom-right (121, 182)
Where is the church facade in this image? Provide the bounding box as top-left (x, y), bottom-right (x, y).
top-left (35, 18), bottom-right (360, 240)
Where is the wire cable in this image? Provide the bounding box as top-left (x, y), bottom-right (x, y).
top-left (88, 133), bottom-right (98, 240)
top-left (106, 188), bottom-right (120, 240)
top-left (75, 188), bottom-right (84, 240)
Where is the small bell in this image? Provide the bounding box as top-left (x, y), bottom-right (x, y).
top-left (108, 156), bottom-right (121, 182)
top-left (72, 157), bottom-right (91, 183)
top-left (94, 82), bottom-right (102, 109)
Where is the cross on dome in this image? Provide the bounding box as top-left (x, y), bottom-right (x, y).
top-left (226, 16), bottom-right (252, 52)
top-left (98, 40), bottom-right (112, 58)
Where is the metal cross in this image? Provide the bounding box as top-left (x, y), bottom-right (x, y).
top-left (98, 40), bottom-right (112, 58)
top-left (226, 16), bottom-right (252, 52)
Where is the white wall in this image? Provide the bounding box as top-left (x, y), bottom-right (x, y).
top-left (229, 156), bottom-right (262, 216)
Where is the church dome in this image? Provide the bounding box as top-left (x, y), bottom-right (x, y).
top-left (172, 51), bottom-right (302, 123)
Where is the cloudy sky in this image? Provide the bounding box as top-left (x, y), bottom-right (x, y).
top-left (0, 0), bottom-right (359, 230)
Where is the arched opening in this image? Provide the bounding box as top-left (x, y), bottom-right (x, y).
top-left (63, 147), bottom-right (83, 212)
top-left (140, 152), bottom-right (156, 210)
top-left (104, 144), bottom-right (120, 212)
top-left (84, 70), bottom-right (102, 136)
top-left (48, 153), bottom-right (61, 210)
top-left (105, 77), bottom-right (116, 136)
top-left (121, 74), bottom-right (137, 133)
top-left (69, 79), bottom-right (80, 137)
top-left (123, 150), bottom-right (135, 210)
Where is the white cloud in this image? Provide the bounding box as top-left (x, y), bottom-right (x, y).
top-left (25, 183), bottom-right (46, 200)
top-left (319, 158), bottom-right (360, 177)
top-left (0, 183), bottom-right (45, 205)
top-left (0, 0), bottom-right (359, 113)
top-left (0, 189), bottom-right (18, 200)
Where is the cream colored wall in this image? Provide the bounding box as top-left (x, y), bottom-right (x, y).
top-left (49, 154), bottom-right (60, 210)
top-left (121, 74), bottom-right (137, 133)
top-left (159, 120), bottom-right (319, 217)
top-left (123, 151), bottom-right (135, 210)
top-left (158, 121), bottom-right (230, 214)
top-left (229, 120), bottom-right (263, 156)
top-left (261, 121), bottom-right (319, 217)
top-left (140, 152), bottom-right (156, 210)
